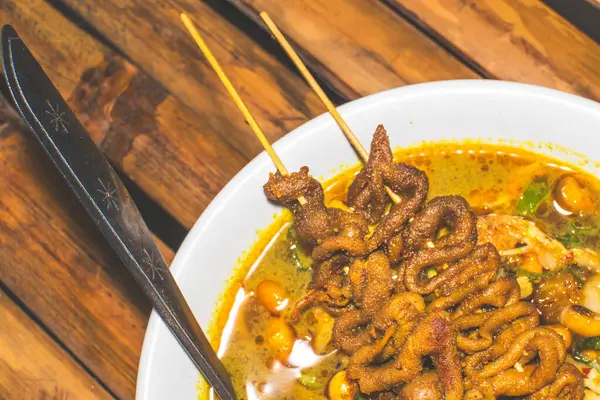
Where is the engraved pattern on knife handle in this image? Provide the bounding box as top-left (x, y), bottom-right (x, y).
top-left (96, 178), bottom-right (120, 211)
top-left (44, 99), bottom-right (69, 134)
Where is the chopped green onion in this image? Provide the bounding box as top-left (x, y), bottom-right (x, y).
top-left (515, 179), bottom-right (550, 216)
top-left (297, 372), bottom-right (323, 389)
top-left (568, 264), bottom-right (586, 285)
top-left (573, 349), bottom-right (600, 372)
top-left (516, 267), bottom-right (584, 287)
top-left (558, 217), bottom-right (599, 248)
top-left (580, 337), bottom-right (600, 351)
top-left (515, 269), bottom-right (559, 280)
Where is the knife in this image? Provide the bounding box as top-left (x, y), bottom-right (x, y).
top-left (1, 25), bottom-right (236, 400)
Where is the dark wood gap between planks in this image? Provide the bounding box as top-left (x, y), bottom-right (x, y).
top-left (379, 0), bottom-right (490, 79)
top-left (221, 0), bottom-right (361, 101)
top-left (0, 75), bottom-right (14, 107)
top-left (0, 281), bottom-right (119, 399)
top-left (113, 166), bottom-right (188, 251)
top-left (204, 0), bottom-right (348, 105)
top-left (44, 0), bottom-right (135, 64)
top-left (223, 0), bottom-right (489, 92)
top-left (50, 0), bottom-right (347, 106)
top-left (543, 0), bottom-right (600, 45)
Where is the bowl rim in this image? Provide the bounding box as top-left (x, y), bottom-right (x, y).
top-left (136, 79), bottom-right (600, 398)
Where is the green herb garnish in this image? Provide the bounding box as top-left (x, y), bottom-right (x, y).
top-left (580, 337), bottom-right (600, 351)
top-left (568, 264), bottom-right (586, 285)
top-left (297, 372), bottom-right (323, 389)
top-left (573, 349), bottom-right (600, 372)
top-left (515, 178), bottom-right (550, 216)
top-left (515, 269), bottom-right (559, 280)
top-left (558, 217), bottom-right (599, 248)
top-left (516, 266), bottom-right (584, 285)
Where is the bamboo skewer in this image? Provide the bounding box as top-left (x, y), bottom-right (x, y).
top-left (181, 13), bottom-right (306, 206)
top-left (260, 12), bottom-right (402, 205)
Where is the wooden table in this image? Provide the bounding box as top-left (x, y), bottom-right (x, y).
top-left (1, 0), bottom-right (600, 398)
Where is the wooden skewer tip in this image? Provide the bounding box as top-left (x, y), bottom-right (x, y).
top-left (259, 12), bottom-right (402, 204)
top-left (180, 12), bottom-right (307, 206)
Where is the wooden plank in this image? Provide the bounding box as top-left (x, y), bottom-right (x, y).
top-left (384, 0), bottom-right (600, 101)
top-left (2, 0), bottom-right (270, 230)
top-left (2, 0), bottom-right (247, 229)
top-left (544, 0), bottom-right (600, 45)
top-left (60, 0), bottom-right (325, 159)
top-left (227, 0), bottom-right (479, 99)
top-left (0, 289), bottom-right (114, 400)
top-left (1, 0), bottom-right (324, 395)
top-left (0, 96), bottom-right (172, 398)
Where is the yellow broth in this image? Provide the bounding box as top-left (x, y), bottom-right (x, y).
top-left (209, 143), bottom-right (600, 399)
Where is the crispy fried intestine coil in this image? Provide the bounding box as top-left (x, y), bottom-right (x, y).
top-left (464, 328), bottom-right (566, 397)
top-left (269, 125), bottom-right (584, 399)
top-left (346, 126), bottom-right (429, 252)
top-left (290, 254), bottom-right (352, 321)
top-left (331, 252), bottom-right (396, 354)
top-left (346, 311), bottom-right (463, 400)
top-left (527, 363), bottom-right (584, 400)
top-left (402, 196), bottom-right (479, 294)
top-left (264, 167), bottom-right (370, 248)
top-left (332, 309), bottom-right (372, 355)
top-left (348, 252), bottom-right (394, 317)
top-left (455, 301), bottom-right (539, 353)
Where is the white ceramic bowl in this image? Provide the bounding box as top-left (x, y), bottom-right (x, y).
top-left (136, 80), bottom-right (600, 399)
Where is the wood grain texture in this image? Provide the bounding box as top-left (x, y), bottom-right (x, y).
top-left (1, 0), bottom-right (241, 229)
top-left (0, 289), bottom-right (114, 400)
top-left (543, 0), bottom-right (600, 45)
top-left (0, 96), bottom-right (172, 398)
top-left (3, 0), bottom-right (259, 229)
top-left (0, 0), bottom-right (326, 396)
top-left (385, 0), bottom-right (600, 100)
top-left (61, 0), bottom-right (324, 159)
top-left (228, 0), bottom-right (479, 99)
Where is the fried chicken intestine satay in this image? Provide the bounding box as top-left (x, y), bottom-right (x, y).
top-left (527, 363), bottom-right (584, 400)
top-left (347, 126), bottom-right (429, 253)
top-left (265, 166), bottom-right (371, 317)
top-left (264, 125), bottom-right (583, 400)
top-left (265, 166), bottom-right (365, 246)
top-left (346, 311), bottom-right (463, 400)
top-left (401, 195), bottom-right (479, 294)
top-left (465, 328), bottom-right (566, 397)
